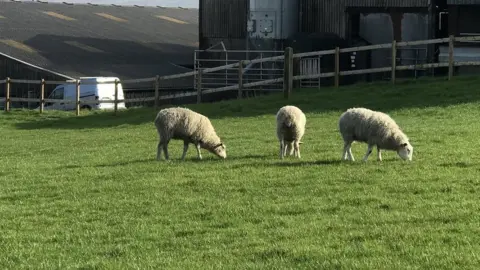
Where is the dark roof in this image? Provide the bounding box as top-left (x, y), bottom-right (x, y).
top-left (0, 1), bottom-right (198, 81)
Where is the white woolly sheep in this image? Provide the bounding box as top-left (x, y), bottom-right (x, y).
top-left (276, 105), bottom-right (306, 159)
top-left (154, 107), bottom-right (226, 160)
top-left (338, 107), bottom-right (413, 162)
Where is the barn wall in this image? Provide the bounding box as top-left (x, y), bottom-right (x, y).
top-left (298, 0), bottom-right (348, 38)
top-left (199, 0), bottom-right (248, 39)
top-left (0, 55), bottom-right (67, 108)
top-left (345, 0), bottom-right (430, 7)
top-left (454, 6), bottom-right (480, 35)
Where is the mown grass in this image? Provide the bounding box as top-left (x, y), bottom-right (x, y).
top-left (1, 76), bottom-right (480, 269)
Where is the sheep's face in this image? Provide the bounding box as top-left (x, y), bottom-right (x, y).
top-left (210, 143), bottom-right (227, 159)
top-left (397, 142), bottom-right (413, 161)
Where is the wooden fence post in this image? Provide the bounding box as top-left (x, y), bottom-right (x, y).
top-left (391, 40), bottom-right (397, 84)
top-left (114, 79), bottom-right (119, 115)
top-left (75, 79), bottom-right (80, 116)
top-left (334, 47), bottom-right (340, 88)
top-left (196, 69), bottom-right (202, 104)
top-left (448, 35), bottom-right (454, 80)
top-left (154, 75), bottom-right (160, 111)
top-left (283, 47), bottom-right (293, 99)
top-left (5, 77), bottom-right (10, 112)
top-left (40, 79), bottom-right (45, 113)
top-left (237, 60), bottom-right (243, 99)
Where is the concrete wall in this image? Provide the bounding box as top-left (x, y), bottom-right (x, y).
top-left (401, 13), bottom-right (429, 66)
top-left (359, 13), bottom-right (429, 69)
top-left (359, 13), bottom-right (393, 69)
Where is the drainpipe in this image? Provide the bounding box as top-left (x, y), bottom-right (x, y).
top-left (390, 9), bottom-right (403, 65)
top-left (427, 0), bottom-right (435, 68)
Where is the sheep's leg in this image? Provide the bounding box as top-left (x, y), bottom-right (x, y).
top-left (279, 140), bottom-right (285, 159)
top-left (283, 142), bottom-right (289, 157)
top-left (342, 143), bottom-right (348, 160)
top-left (181, 141), bottom-right (189, 160)
top-left (162, 141), bottom-right (169, 160)
top-left (156, 141), bottom-right (163, 161)
top-left (362, 144), bottom-right (374, 162)
top-left (343, 141), bottom-right (353, 161)
top-left (288, 142), bottom-right (294, 156)
top-left (285, 143), bottom-right (290, 156)
top-left (348, 147), bottom-right (355, 161)
top-left (294, 141), bottom-right (301, 158)
top-left (377, 146), bottom-right (382, 161)
top-left (195, 143), bottom-right (203, 160)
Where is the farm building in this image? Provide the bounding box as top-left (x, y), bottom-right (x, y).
top-left (197, 0), bottom-right (478, 87)
top-left (345, 0), bottom-right (435, 79)
top-left (0, 0), bottom-right (198, 108)
top-left (436, 0), bottom-right (480, 74)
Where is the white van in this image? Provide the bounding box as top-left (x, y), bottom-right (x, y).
top-left (43, 77), bottom-right (127, 111)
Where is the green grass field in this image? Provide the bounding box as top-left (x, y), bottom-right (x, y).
top-left (1, 76), bottom-right (480, 269)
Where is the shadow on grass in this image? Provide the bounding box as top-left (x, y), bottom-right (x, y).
top-left (226, 159), bottom-right (372, 169)
top-left (62, 158), bottom-right (154, 169)
top-left (13, 75), bottom-right (480, 130)
top-left (249, 157), bottom-right (405, 168)
top-left (61, 155), bottom-right (408, 170)
top-left (14, 107), bottom-right (156, 131)
top-left (439, 161), bottom-right (477, 168)
top-left (95, 158), bottom-right (155, 168)
top-left (82, 154), bottom-right (243, 167)
top-left (225, 154), bottom-right (270, 160)
top-left (272, 160), bottom-right (345, 166)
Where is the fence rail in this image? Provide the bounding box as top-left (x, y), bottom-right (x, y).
top-left (2, 35), bottom-right (479, 115)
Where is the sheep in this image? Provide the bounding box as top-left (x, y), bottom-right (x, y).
top-left (276, 105), bottom-right (306, 159)
top-left (154, 107), bottom-right (226, 161)
top-left (338, 107), bottom-right (413, 162)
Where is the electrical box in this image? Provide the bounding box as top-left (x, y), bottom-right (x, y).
top-left (248, 11), bottom-right (276, 39)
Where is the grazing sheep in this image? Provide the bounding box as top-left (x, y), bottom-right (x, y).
top-left (338, 107), bottom-right (413, 161)
top-left (276, 105), bottom-right (306, 159)
top-left (154, 107), bottom-right (226, 160)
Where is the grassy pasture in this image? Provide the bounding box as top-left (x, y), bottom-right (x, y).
top-left (1, 76), bottom-right (480, 269)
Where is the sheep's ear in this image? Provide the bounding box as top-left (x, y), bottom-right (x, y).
top-left (299, 142), bottom-right (303, 144)
top-left (199, 140), bottom-right (204, 144)
top-left (401, 143), bottom-right (408, 147)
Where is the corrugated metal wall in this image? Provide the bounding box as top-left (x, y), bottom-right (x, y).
top-left (200, 0), bottom-right (248, 39)
top-left (299, 0), bottom-right (347, 38)
top-left (344, 0), bottom-right (430, 7)
top-left (447, 0), bottom-right (480, 4)
top-left (0, 55), bottom-right (66, 107)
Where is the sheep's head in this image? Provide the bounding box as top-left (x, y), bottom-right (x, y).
top-left (213, 142), bottom-right (226, 159)
top-left (203, 141), bottom-right (226, 159)
top-left (397, 142), bottom-right (413, 161)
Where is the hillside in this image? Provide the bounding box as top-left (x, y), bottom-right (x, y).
top-left (1, 76), bottom-right (480, 269)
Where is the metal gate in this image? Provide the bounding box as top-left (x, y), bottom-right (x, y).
top-left (194, 48), bottom-right (285, 94)
top-left (298, 56), bottom-right (322, 88)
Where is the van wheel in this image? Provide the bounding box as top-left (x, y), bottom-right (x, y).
top-left (81, 105), bottom-right (91, 110)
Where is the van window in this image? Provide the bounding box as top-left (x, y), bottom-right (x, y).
top-left (52, 88), bottom-right (65, 99)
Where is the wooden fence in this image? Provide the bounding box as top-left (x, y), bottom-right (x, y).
top-left (2, 35), bottom-right (480, 116)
